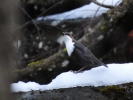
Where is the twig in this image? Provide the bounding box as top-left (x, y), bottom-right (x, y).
top-left (88, 0), bottom-right (106, 28)
top-left (15, 0), bottom-right (64, 31)
top-left (91, 0), bottom-right (114, 8)
top-left (39, 0), bottom-right (64, 17)
top-left (15, 3), bottom-right (42, 40)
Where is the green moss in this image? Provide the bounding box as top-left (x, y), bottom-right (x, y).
top-left (100, 26), bottom-right (106, 30)
top-left (86, 33), bottom-right (91, 36)
top-left (28, 63), bottom-right (31, 67)
top-left (40, 59), bottom-right (44, 62)
top-left (59, 89), bottom-right (65, 92)
top-left (108, 10), bottom-right (114, 15)
top-left (101, 86), bottom-right (125, 94)
top-left (27, 59), bottom-right (44, 68)
top-left (63, 48), bottom-right (67, 52)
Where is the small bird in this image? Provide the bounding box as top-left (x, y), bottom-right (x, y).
top-left (63, 32), bottom-right (108, 72)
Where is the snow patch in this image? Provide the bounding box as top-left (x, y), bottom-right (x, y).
top-left (37, 0), bottom-right (122, 20)
top-left (11, 63), bottom-right (133, 92)
top-left (38, 41), bottom-right (43, 49)
top-left (97, 35), bottom-right (104, 40)
top-left (24, 53), bottom-right (28, 58)
top-left (62, 60), bottom-right (69, 67)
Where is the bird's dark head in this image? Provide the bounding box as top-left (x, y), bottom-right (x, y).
top-left (63, 32), bottom-right (72, 36)
top-left (63, 32), bottom-right (75, 41)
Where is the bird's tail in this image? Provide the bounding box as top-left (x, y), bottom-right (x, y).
top-left (102, 63), bottom-right (108, 68)
top-left (95, 58), bottom-right (108, 68)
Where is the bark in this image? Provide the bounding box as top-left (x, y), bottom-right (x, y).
top-left (0, 0), bottom-right (18, 100)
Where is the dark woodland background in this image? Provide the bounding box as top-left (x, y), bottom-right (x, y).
top-left (1, 0), bottom-right (133, 100)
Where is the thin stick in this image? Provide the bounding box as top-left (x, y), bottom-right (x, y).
top-left (15, 0), bottom-right (64, 31)
top-left (91, 0), bottom-right (114, 8)
top-left (15, 3), bottom-right (42, 40)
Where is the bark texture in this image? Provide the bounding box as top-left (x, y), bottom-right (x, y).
top-left (0, 0), bottom-right (18, 100)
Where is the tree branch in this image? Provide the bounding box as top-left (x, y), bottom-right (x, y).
top-left (90, 0), bottom-right (114, 8)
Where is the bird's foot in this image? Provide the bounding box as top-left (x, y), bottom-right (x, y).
top-left (71, 70), bottom-right (84, 74)
top-left (71, 66), bottom-right (87, 74)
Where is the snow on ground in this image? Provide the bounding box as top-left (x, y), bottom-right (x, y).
top-left (37, 0), bottom-right (122, 20)
top-left (11, 63), bottom-right (133, 92)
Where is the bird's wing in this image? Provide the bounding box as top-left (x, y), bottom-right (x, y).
top-left (74, 42), bottom-right (95, 58)
top-left (73, 42), bottom-right (86, 52)
top-left (74, 42), bottom-right (108, 67)
top-left (73, 42), bottom-right (94, 64)
top-left (85, 48), bottom-right (108, 67)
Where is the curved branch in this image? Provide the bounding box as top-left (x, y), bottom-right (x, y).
top-left (91, 0), bottom-right (114, 8)
top-left (15, 0), bottom-right (64, 31)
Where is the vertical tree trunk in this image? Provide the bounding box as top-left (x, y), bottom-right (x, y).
top-left (0, 0), bottom-right (17, 100)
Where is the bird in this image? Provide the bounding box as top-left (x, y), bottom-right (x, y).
top-left (63, 32), bottom-right (108, 72)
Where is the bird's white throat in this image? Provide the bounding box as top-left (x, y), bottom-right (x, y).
top-left (63, 35), bottom-right (75, 56)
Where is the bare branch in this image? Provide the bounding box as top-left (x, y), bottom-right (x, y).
top-left (15, 3), bottom-right (42, 40)
top-left (91, 0), bottom-right (114, 8)
top-left (15, 0), bottom-right (64, 31)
